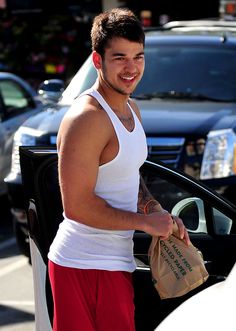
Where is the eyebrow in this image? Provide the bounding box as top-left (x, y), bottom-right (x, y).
top-left (112, 51), bottom-right (145, 57)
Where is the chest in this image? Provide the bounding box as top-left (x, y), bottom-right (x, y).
top-left (100, 115), bottom-right (147, 169)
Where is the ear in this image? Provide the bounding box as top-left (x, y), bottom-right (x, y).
top-left (92, 51), bottom-right (102, 69)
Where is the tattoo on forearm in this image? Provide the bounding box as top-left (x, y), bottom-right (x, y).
top-left (138, 176), bottom-right (161, 214)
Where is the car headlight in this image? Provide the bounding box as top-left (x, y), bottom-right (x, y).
top-left (200, 129), bottom-right (236, 179)
top-left (10, 126), bottom-right (44, 176)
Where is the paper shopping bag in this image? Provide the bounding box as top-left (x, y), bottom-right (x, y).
top-left (148, 228), bottom-right (209, 299)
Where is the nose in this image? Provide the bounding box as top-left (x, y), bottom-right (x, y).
top-left (124, 59), bottom-right (136, 71)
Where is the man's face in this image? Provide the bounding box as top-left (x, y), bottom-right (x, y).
top-left (96, 37), bottom-right (145, 96)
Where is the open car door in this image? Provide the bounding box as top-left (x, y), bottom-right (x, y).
top-left (19, 146), bottom-right (236, 331)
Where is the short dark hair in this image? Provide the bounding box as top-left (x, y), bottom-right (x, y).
top-left (91, 8), bottom-right (145, 57)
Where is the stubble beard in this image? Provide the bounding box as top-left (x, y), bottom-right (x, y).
top-left (101, 65), bottom-right (139, 96)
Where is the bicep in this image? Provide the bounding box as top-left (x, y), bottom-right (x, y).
top-left (58, 111), bottom-right (108, 215)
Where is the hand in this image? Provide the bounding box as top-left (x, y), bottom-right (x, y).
top-left (144, 210), bottom-right (174, 238)
top-left (171, 215), bottom-right (191, 246)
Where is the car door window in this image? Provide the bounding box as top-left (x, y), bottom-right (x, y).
top-left (0, 80), bottom-right (34, 119)
top-left (141, 162), bottom-right (235, 236)
top-left (213, 208), bottom-right (233, 235)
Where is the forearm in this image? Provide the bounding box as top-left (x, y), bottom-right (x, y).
top-left (137, 175), bottom-right (164, 214)
top-left (62, 184), bottom-right (174, 238)
top-left (63, 192), bottom-right (147, 232)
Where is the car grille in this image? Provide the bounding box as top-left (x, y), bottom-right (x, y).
top-left (147, 137), bottom-right (185, 168)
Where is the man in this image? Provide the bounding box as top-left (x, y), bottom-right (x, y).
top-left (48, 8), bottom-right (190, 331)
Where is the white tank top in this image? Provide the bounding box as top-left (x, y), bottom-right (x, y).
top-left (48, 88), bottom-right (148, 272)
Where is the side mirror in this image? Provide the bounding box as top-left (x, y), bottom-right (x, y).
top-left (171, 197), bottom-right (233, 235)
top-left (38, 79), bottom-right (65, 104)
top-left (171, 197), bottom-right (207, 233)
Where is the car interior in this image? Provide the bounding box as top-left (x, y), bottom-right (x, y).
top-left (19, 146), bottom-right (236, 331)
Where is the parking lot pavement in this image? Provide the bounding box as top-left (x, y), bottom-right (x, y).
top-left (0, 235), bottom-right (35, 331)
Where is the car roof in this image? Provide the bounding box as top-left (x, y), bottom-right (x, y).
top-left (163, 19), bottom-right (236, 29)
top-left (145, 19), bottom-right (236, 44)
top-left (145, 34), bottom-right (236, 46)
top-left (146, 19), bottom-right (236, 31)
top-left (0, 71), bottom-right (23, 79)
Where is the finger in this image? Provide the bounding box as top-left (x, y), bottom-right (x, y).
top-left (183, 228), bottom-right (191, 246)
top-left (160, 234), bottom-right (170, 241)
top-left (173, 216), bottom-right (185, 239)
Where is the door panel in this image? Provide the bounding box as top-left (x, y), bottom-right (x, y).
top-left (140, 162), bottom-right (236, 276)
top-left (19, 147), bottom-right (236, 331)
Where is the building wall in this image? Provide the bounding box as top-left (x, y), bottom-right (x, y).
top-left (102, 0), bottom-right (122, 11)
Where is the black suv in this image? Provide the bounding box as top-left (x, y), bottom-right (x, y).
top-left (5, 19), bottom-right (236, 256)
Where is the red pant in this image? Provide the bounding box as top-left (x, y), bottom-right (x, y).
top-left (48, 261), bottom-right (135, 331)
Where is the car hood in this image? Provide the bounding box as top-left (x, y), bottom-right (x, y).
top-left (22, 105), bottom-right (69, 132)
top-left (155, 262), bottom-right (236, 331)
top-left (137, 99), bottom-right (236, 136)
top-left (22, 100), bottom-right (236, 136)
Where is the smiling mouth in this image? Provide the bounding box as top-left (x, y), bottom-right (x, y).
top-left (120, 75), bottom-right (137, 83)
top-left (122, 76), bottom-right (134, 80)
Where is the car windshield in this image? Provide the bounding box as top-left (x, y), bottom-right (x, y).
top-left (134, 44), bottom-right (236, 102)
top-left (61, 43), bottom-right (236, 104)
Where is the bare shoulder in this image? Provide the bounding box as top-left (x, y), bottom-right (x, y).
top-left (128, 98), bottom-right (142, 122)
top-left (57, 94), bottom-right (111, 149)
top-left (61, 94), bottom-right (108, 130)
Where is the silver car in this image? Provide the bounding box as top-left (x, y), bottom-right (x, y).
top-left (0, 72), bottom-right (44, 197)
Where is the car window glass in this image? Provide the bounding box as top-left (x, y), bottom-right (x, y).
top-left (140, 165), bottom-right (200, 232)
top-left (0, 80), bottom-right (32, 117)
top-left (213, 208), bottom-right (233, 235)
top-left (134, 45), bottom-right (236, 101)
top-left (61, 56), bottom-right (97, 104)
top-left (141, 164), bottom-right (235, 235)
top-left (62, 44), bottom-right (236, 105)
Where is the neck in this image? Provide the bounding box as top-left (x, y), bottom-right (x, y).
top-left (94, 80), bottom-right (130, 114)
